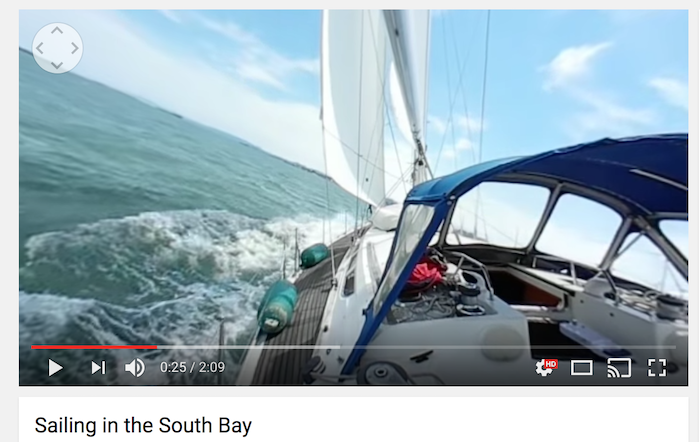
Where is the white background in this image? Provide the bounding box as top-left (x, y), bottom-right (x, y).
top-left (19, 397), bottom-right (690, 440)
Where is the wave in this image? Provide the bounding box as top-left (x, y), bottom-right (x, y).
top-left (19, 209), bottom-right (356, 385)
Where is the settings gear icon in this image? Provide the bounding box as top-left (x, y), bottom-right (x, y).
top-left (535, 359), bottom-right (553, 377)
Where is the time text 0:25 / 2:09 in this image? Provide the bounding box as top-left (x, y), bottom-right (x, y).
top-left (160, 361), bottom-right (226, 374)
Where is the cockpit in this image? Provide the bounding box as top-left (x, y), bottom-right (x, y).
top-left (346, 134), bottom-right (688, 385)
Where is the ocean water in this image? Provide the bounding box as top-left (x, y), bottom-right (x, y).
top-left (19, 49), bottom-right (360, 385)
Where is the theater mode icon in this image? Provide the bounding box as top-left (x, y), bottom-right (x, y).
top-left (570, 360), bottom-right (593, 376)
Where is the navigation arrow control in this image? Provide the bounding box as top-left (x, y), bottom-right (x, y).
top-left (31, 23), bottom-right (83, 74)
top-left (48, 359), bottom-right (63, 377)
top-left (91, 360), bottom-right (106, 375)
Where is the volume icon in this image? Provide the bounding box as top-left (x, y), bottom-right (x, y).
top-left (124, 358), bottom-right (145, 378)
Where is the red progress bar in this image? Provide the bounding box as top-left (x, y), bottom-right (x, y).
top-left (31, 345), bottom-right (158, 350)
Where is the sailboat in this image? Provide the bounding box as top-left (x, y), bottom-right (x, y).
top-left (233, 10), bottom-right (688, 386)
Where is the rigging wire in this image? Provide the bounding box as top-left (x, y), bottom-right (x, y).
top-left (323, 132), bottom-right (403, 182)
top-left (433, 13), bottom-right (483, 171)
top-left (385, 107), bottom-right (409, 198)
top-left (447, 14), bottom-right (478, 166)
top-left (473, 10), bottom-right (492, 239)
top-left (364, 10), bottom-right (397, 210)
top-left (430, 11), bottom-right (491, 240)
top-left (350, 9), bottom-right (424, 210)
top-left (441, 14), bottom-right (458, 172)
top-left (364, 10), bottom-right (434, 209)
top-left (322, 9), bottom-right (406, 285)
top-left (477, 9), bottom-right (491, 166)
top-left (319, 11), bottom-right (337, 277)
top-left (327, 9), bottom-right (407, 221)
top-left (354, 12), bottom-right (366, 235)
top-left (322, 127), bottom-right (336, 278)
top-left (319, 12), bottom-right (415, 228)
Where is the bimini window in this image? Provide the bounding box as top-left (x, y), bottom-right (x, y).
top-left (537, 193), bottom-right (622, 268)
top-left (342, 252), bottom-right (358, 297)
top-left (659, 219), bottom-right (688, 258)
top-left (447, 181), bottom-right (550, 247)
top-left (610, 231), bottom-right (687, 298)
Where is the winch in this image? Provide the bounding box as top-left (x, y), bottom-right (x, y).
top-left (656, 294), bottom-right (687, 321)
top-left (356, 361), bottom-right (411, 385)
top-left (452, 271), bottom-right (486, 316)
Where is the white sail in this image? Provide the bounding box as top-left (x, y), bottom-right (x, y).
top-left (382, 11), bottom-right (431, 149)
top-left (381, 60), bottom-right (414, 203)
top-left (321, 10), bottom-right (388, 206)
top-left (387, 61), bottom-right (413, 146)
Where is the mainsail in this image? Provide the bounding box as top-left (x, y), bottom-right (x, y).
top-left (320, 10), bottom-right (431, 207)
top-left (320, 10), bottom-right (388, 207)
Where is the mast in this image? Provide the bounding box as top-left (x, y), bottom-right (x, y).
top-left (319, 9), bottom-right (432, 214)
top-left (382, 10), bottom-right (432, 187)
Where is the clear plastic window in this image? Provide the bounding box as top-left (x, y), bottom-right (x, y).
top-left (537, 193), bottom-right (622, 267)
top-left (611, 233), bottom-right (687, 297)
top-left (659, 219), bottom-right (688, 258)
top-left (446, 182), bottom-right (550, 248)
top-left (373, 204), bottom-right (435, 311)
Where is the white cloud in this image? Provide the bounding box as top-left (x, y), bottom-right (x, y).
top-left (156, 11), bottom-right (318, 91)
top-left (425, 113), bottom-right (484, 178)
top-left (441, 138), bottom-right (474, 161)
top-left (196, 15), bottom-right (260, 45)
top-left (541, 42), bottom-right (612, 91)
top-left (541, 42), bottom-right (659, 141)
top-left (19, 10), bottom-right (325, 173)
top-left (648, 77), bottom-right (688, 110)
top-left (429, 114), bottom-right (485, 136)
top-left (427, 115), bottom-right (447, 134)
top-left (158, 10), bottom-right (183, 24)
top-left (427, 113), bottom-right (483, 175)
top-left (565, 90), bottom-right (656, 140)
top-left (454, 137), bottom-right (473, 151)
top-left (428, 114), bottom-right (488, 135)
top-left (456, 115), bottom-right (486, 133)
top-left (192, 13), bottom-right (318, 90)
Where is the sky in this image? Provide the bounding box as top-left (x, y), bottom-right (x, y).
top-left (18, 9), bottom-right (688, 292)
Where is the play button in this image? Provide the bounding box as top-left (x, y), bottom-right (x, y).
top-left (48, 359), bottom-right (63, 377)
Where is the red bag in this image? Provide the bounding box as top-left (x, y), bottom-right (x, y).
top-left (405, 257), bottom-right (444, 293)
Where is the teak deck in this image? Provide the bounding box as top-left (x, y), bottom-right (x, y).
top-left (250, 231), bottom-right (358, 385)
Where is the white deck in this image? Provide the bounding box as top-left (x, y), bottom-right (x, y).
top-left (305, 226), bottom-right (687, 386)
